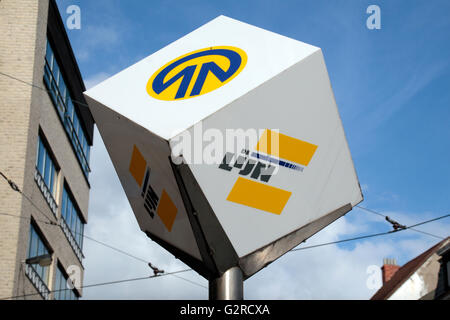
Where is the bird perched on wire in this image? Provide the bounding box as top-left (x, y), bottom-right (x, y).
top-left (385, 216), bottom-right (406, 231)
top-left (148, 263), bottom-right (164, 276)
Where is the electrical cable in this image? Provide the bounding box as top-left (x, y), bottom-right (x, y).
top-left (0, 171), bottom-right (58, 226)
top-left (0, 170), bottom-right (160, 265)
top-left (0, 211), bottom-right (207, 290)
top-left (0, 171), bottom-right (204, 290)
top-left (0, 71), bottom-right (90, 109)
top-left (169, 274), bottom-right (208, 289)
top-left (356, 205), bottom-right (445, 240)
top-left (0, 212), bottom-right (52, 225)
top-left (290, 213), bottom-right (449, 252)
top-left (82, 233), bottom-right (150, 264)
top-left (0, 268), bottom-right (194, 300)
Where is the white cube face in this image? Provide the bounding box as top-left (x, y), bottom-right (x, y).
top-left (180, 50), bottom-right (362, 257)
top-left (84, 98), bottom-right (203, 261)
top-left (85, 15), bottom-right (362, 272)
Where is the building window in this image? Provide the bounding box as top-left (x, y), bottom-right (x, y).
top-left (36, 135), bottom-right (57, 195)
top-left (60, 184), bottom-right (84, 261)
top-left (54, 264), bottom-right (79, 300)
top-left (43, 39), bottom-right (90, 179)
top-left (25, 223), bottom-right (51, 299)
top-left (35, 134), bottom-right (58, 216)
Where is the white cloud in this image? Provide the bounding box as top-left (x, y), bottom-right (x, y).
top-left (71, 23), bottom-right (122, 62)
top-left (361, 184), bottom-right (369, 193)
top-left (84, 72), bottom-right (111, 90)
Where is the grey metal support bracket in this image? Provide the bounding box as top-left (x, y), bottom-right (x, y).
top-left (239, 203), bottom-right (353, 278)
top-left (170, 159), bottom-right (240, 280)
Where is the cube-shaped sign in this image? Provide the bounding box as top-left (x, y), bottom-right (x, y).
top-left (84, 16), bottom-right (363, 279)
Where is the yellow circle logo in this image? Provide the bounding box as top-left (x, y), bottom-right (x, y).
top-left (147, 46), bottom-right (247, 101)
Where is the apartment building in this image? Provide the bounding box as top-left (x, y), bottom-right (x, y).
top-left (0, 0), bottom-right (93, 299)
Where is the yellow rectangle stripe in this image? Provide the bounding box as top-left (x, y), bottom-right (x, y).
top-left (227, 177), bottom-right (291, 215)
top-left (129, 145), bottom-right (147, 187)
top-left (157, 189), bottom-right (178, 232)
top-left (256, 129), bottom-right (318, 166)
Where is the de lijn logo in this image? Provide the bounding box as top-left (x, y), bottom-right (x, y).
top-left (147, 46), bottom-right (247, 101)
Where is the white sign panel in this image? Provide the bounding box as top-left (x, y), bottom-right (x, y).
top-left (85, 15), bottom-right (363, 278)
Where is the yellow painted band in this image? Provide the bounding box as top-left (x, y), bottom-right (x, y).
top-left (256, 129), bottom-right (317, 166)
top-left (129, 145), bottom-right (147, 187)
top-left (226, 177), bottom-right (291, 215)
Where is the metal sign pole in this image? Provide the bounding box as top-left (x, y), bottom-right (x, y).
top-left (209, 267), bottom-right (243, 300)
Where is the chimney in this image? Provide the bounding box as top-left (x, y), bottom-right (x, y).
top-left (381, 258), bottom-right (400, 284)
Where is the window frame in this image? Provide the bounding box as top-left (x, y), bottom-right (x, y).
top-left (60, 183), bottom-right (85, 251)
top-left (27, 221), bottom-right (53, 287)
top-left (43, 37), bottom-right (91, 180)
top-left (53, 263), bottom-right (79, 300)
top-left (36, 133), bottom-right (59, 197)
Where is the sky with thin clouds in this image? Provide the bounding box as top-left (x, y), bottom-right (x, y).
top-left (55, 0), bottom-right (450, 299)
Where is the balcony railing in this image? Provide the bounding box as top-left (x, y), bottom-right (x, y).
top-left (34, 168), bottom-right (58, 217)
top-left (59, 217), bottom-right (83, 263)
top-left (24, 264), bottom-right (50, 300)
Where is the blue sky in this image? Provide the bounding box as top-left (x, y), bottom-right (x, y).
top-left (55, 0), bottom-right (450, 299)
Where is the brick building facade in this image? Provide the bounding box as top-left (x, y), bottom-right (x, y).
top-left (0, 0), bottom-right (93, 300)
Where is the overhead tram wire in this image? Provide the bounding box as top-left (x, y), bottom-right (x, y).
top-left (0, 209), bottom-right (206, 290)
top-left (4, 208), bottom-right (446, 296)
top-left (399, 228), bottom-right (443, 239)
top-left (0, 211), bottom-right (54, 225)
top-left (82, 233), bottom-right (149, 264)
top-left (0, 170), bottom-right (208, 290)
top-left (409, 214), bottom-right (450, 228)
top-left (80, 233), bottom-right (206, 288)
top-left (0, 209), bottom-right (149, 265)
top-left (0, 170), bottom-right (153, 264)
top-left (4, 173), bottom-right (447, 291)
top-left (0, 71), bottom-right (91, 109)
top-left (71, 231), bottom-right (206, 290)
top-left (170, 274), bottom-right (208, 289)
top-left (290, 213), bottom-right (450, 252)
top-left (356, 205), bottom-right (385, 218)
top-left (0, 211), bottom-right (208, 289)
top-left (0, 171), bottom-right (57, 226)
top-left (67, 233), bottom-right (206, 289)
top-left (4, 216), bottom-right (446, 300)
top-left (356, 205), bottom-right (445, 240)
top-left (0, 268), bottom-right (194, 300)
top-left (290, 230), bottom-right (395, 251)
top-left (3, 176), bottom-right (446, 267)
